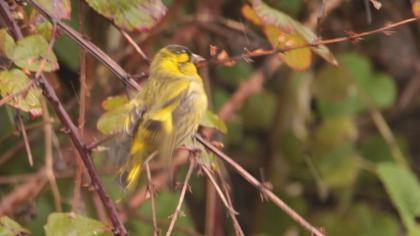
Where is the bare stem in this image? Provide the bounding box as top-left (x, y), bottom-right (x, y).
top-left (194, 134), bottom-right (324, 236)
top-left (166, 158), bottom-right (195, 236)
top-left (145, 162), bottom-right (160, 236)
top-left (200, 164), bottom-right (243, 236)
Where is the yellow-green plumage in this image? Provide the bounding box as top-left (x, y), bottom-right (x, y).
top-left (122, 45), bottom-right (208, 191)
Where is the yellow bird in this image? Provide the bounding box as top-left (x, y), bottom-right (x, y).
top-left (121, 45), bottom-right (208, 191)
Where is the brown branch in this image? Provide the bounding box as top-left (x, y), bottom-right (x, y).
top-left (145, 162), bottom-right (160, 236)
top-left (199, 164), bottom-right (243, 236)
top-left (120, 30), bottom-right (150, 63)
top-left (41, 98), bottom-right (62, 212)
top-left (16, 113), bottom-right (34, 167)
top-left (24, 0), bottom-right (140, 91)
top-left (166, 158), bottom-right (195, 236)
top-left (0, 3), bottom-right (127, 236)
top-left (201, 16), bottom-right (420, 67)
top-left (194, 134), bottom-right (325, 236)
top-left (0, 168), bottom-right (48, 215)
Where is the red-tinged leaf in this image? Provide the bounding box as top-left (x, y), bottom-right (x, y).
top-left (85, 0), bottom-right (167, 32)
top-left (37, 0), bottom-right (71, 20)
top-left (263, 25), bottom-right (311, 70)
top-left (11, 35), bottom-right (58, 72)
top-left (413, 0), bottom-right (420, 17)
top-left (242, 1), bottom-right (338, 68)
top-left (0, 29), bottom-right (15, 58)
top-left (0, 69), bottom-right (42, 116)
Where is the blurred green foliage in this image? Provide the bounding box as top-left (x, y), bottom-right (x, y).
top-left (1, 0), bottom-right (420, 236)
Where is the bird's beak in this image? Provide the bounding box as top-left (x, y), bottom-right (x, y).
top-left (191, 53), bottom-right (205, 64)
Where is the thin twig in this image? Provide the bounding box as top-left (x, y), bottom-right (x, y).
top-left (72, 0), bottom-right (88, 213)
top-left (24, 0), bottom-right (140, 91)
top-left (194, 134), bottom-right (325, 236)
top-left (16, 113), bottom-right (33, 167)
top-left (42, 98), bottom-right (62, 211)
top-left (200, 164), bottom-right (243, 236)
top-left (145, 162), bottom-right (160, 236)
top-left (219, 175), bottom-right (244, 236)
top-left (120, 30), bottom-right (150, 62)
top-left (201, 17), bottom-right (420, 67)
top-left (166, 158), bottom-right (195, 236)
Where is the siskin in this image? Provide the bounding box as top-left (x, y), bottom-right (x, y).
top-left (121, 45), bottom-right (208, 191)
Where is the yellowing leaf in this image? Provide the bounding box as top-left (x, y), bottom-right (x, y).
top-left (242, 1), bottom-right (337, 70)
top-left (0, 29), bottom-right (15, 58)
top-left (263, 25), bottom-right (311, 70)
top-left (0, 69), bottom-right (42, 116)
top-left (11, 35), bottom-right (58, 72)
top-left (200, 110), bottom-right (227, 134)
top-left (241, 4), bottom-right (262, 26)
top-left (412, 0), bottom-right (420, 17)
top-left (85, 0), bottom-right (167, 31)
top-left (37, 0), bottom-right (71, 20)
top-left (0, 216), bottom-right (30, 236)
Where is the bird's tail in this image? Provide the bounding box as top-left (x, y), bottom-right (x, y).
top-left (119, 141), bottom-right (147, 192)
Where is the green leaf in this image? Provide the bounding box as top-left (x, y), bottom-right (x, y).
top-left (28, 11), bottom-right (54, 40)
top-left (97, 96), bottom-right (131, 134)
top-left (85, 0), bottom-right (167, 31)
top-left (37, 0), bottom-right (71, 20)
top-left (315, 204), bottom-right (399, 236)
top-left (315, 143), bottom-right (358, 189)
top-left (0, 216), bottom-right (31, 236)
top-left (44, 213), bottom-right (112, 236)
top-left (0, 29), bottom-right (15, 58)
top-left (200, 110), bottom-right (227, 134)
top-left (11, 35), bottom-right (58, 72)
top-left (362, 73), bottom-right (396, 110)
top-left (377, 163), bottom-right (420, 232)
top-left (97, 106), bottom-right (130, 135)
top-left (0, 69), bottom-right (42, 116)
top-left (101, 95), bottom-right (129, 111)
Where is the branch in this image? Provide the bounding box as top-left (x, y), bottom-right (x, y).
top-left (0, 3), bottom-right (127, 236)
top-left (194, 134), bottom-right (324, 236)
top-left (145, 162), bottom-right (160, 236)
top-left (200, 16), bottom-right (420, 67)
top-left (24, 0), bottom-right (140, 91)
top-left (166, 158), bottom-right (195, 236)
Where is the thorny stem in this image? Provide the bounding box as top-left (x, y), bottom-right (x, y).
top-left (166, 158), bottom-right (195, 236)
top-left (25, 0), bottom-right (140, 91)
top-left (200, 16), bottom-right (420, 67)
top-left (0, 3), bottom-right (127, 236)
top-left (194, 134), bottom-right (325, 236)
